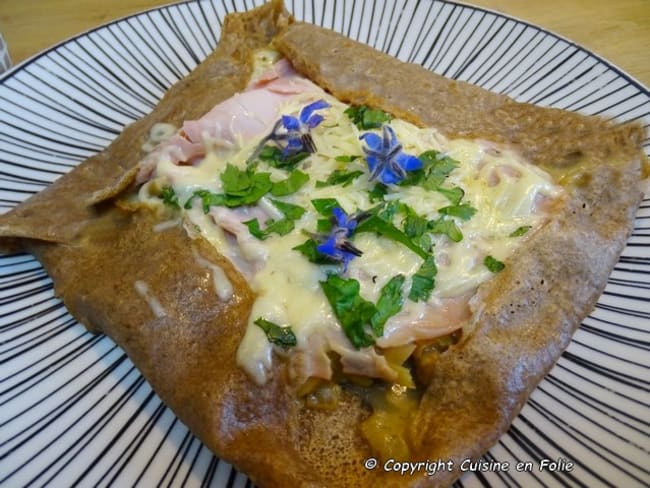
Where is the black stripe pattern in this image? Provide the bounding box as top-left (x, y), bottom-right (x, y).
top-left (1, 1), bottom-right (648, 486)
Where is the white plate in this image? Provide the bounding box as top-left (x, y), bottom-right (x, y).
top-left (0, 1), bottom-right (648, 487)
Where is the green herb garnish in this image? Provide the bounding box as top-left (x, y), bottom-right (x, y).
top-left (370, 275), bottom-right (406, 336)
top-left (316, 218), bottom-right (333, 233)
top-left (315, 169), bottom-right (364, 188)
top-left (320, 274), bottom-right (406, 348)
top-left (357, 214), bottom-right (429, 259)
top-left (254, 318), bottom-right (297, 348)
top-left (184, 164), bottom-right (273, 211)
top-left (335, 155), bottom-right (360, 163)
top-left (401, 150), bottom-right (459, 188)
top-left (368, 183), bottom-right (388, 203)
top-left (309, 198), bottom-right (344, 236)
top-left (293, 238), bottom-right (339, 265)
top-left (428, 217), bottom-right (463, 242)
top-left (402, 205), bottom-right (428, 239)
top-left (311, 198), bottom-right (342, 216)
top-left (184, 189), bottom-right (225, 212)
top-left (245, 199), bottom-right (305, 240)
top-left (438, 203), bottom-right (477, 221)
top-left (244, 218), bottom-right (295, 240)
top-left (183, 165), bottom-right (308, 212)
top-left (221, 164), bottom-right (272, 200)
top-left (510, 226), bottom-right (532, 237)
top-left (435, 186), bottom-right (465, 205)
top-left (377, 200), bottom-right (403, 221)
top-left (270, 199), bottom-right (306, 220)
top-left (344, 105), bottom-right (392, 130)
top-left (160, 185), bottom-right (180, 209)
top-left (258, 145), bottom-right (309, 170)
top-left (409, 255), bottom-right (438, 302)
top-left (320, 275), bottom-right (377, 348)
top-left (270, 169), bottom-right (309, 196)
top-left (484, 255), bottom-right (505, 273)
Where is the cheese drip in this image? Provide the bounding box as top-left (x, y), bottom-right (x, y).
top-left (139, 59), bottom-right (562, 385)
top-left (134, 280), bottom-right (166, 318)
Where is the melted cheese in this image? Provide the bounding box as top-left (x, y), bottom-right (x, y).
top-left (134, 280), bottom-right (166, 318)
top-left (142, 122), bottom-right (177, 153)
top-left (153, 218), bottom-right (181, 232)
top-left (193, 249), bottom-right (234, 301)
top-left (139, 67), bottom-right (562, 385)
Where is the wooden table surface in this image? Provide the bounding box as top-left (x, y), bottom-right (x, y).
top-left (1, 0), bottom-right (649, 87)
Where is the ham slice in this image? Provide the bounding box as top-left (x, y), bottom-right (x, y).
top-left (137, 59), bottom-right (322, 184)
top-left (376, 293), bottom-right (472, 348)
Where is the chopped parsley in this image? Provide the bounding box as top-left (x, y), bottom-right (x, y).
top-left (269, 169), bottom-right (309, 196)
top-left (315, 169), bottom-right (364, 188)
top-left (269, 199), bottom-right (306, 220)
top-left (438, 203), bottom-right (477, 221)
top-left (368, 183), bottom-right (388, 203)
top-left (184, 189), bottom-right (226, 212)
top-left (356, 214), bottom-right (429, 259)
top-left (245, 199), bottom-right (305, 240)
top-left (484, 255), bottom-right (505, 273)
top-left (401, 149), bottom-right (459, 189)
top-left (148, 99), bottom-right (539, 364)
top-left (402, 205), bottom-right (428, 239)
top-left (311, 198), bottom-right (342, 215)
top-left (320, 274), bottom-right (405, 348)
top-left (398, 205), bottom-right (433, 251)
top-left (316, 218), bottom-right (333, 233)
top-left (310, 199), bottom-right (342, 233)
top-left (245, 218), bottom-right (295, 239)
top-left (254, 318), bottom-right (297, 348)
top-left (344, 105), bottom-right (392, 130)
top-left (435, 186), bottom-right (465, 205)
top-left (184, 164), bottom-right (273, 210)
top-left (257, 144), bottom-right (309, 170)
top-left (428, 217), bottom-right (463, 242)
top-left (293, 238), bottom-right (339, 265)
top-left (335, 155), bottom-right (360, 163)
top-left (160, 185), bottom-right (180, 209)
top-left (221, 164), bottom-right (272, 202)
top-left (370, 275), bottom-right (405, 336)
top-left (321, 275), bottom-right (377, 348)
top-left (377, 200), bottom-right (403, 221)
top-left (409, 255), bottom-right (437, 302)
top-left (510, 225), bottom-right (532, 237)
top-left (184, 166), bottom-right (308, 212)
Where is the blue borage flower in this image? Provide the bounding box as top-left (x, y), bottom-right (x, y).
top-left (268, 99), bottom-right (330, 157)
top-left (360, 125), bottom-right (423, 184)
top-left (316, 207), bottom-right (363, 270)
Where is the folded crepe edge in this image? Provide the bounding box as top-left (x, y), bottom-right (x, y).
top-left (0, 0), bottom-right (291, 253)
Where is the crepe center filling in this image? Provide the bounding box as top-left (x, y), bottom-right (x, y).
top-left (136, 51), bottom-right (562, 389)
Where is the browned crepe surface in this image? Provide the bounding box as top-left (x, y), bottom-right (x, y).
top-left (0, 2), bottom-right (645, 487)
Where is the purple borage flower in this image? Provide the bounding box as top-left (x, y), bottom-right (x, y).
top-left (316, 207), bottom-right (363, 270)
top-left (360, 125), bottom-right (423, 184)
top-left (269, 99), bottom-right (330, 157)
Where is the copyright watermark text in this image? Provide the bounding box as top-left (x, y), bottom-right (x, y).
top-left (363, 457), bottom-right (574, 476)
